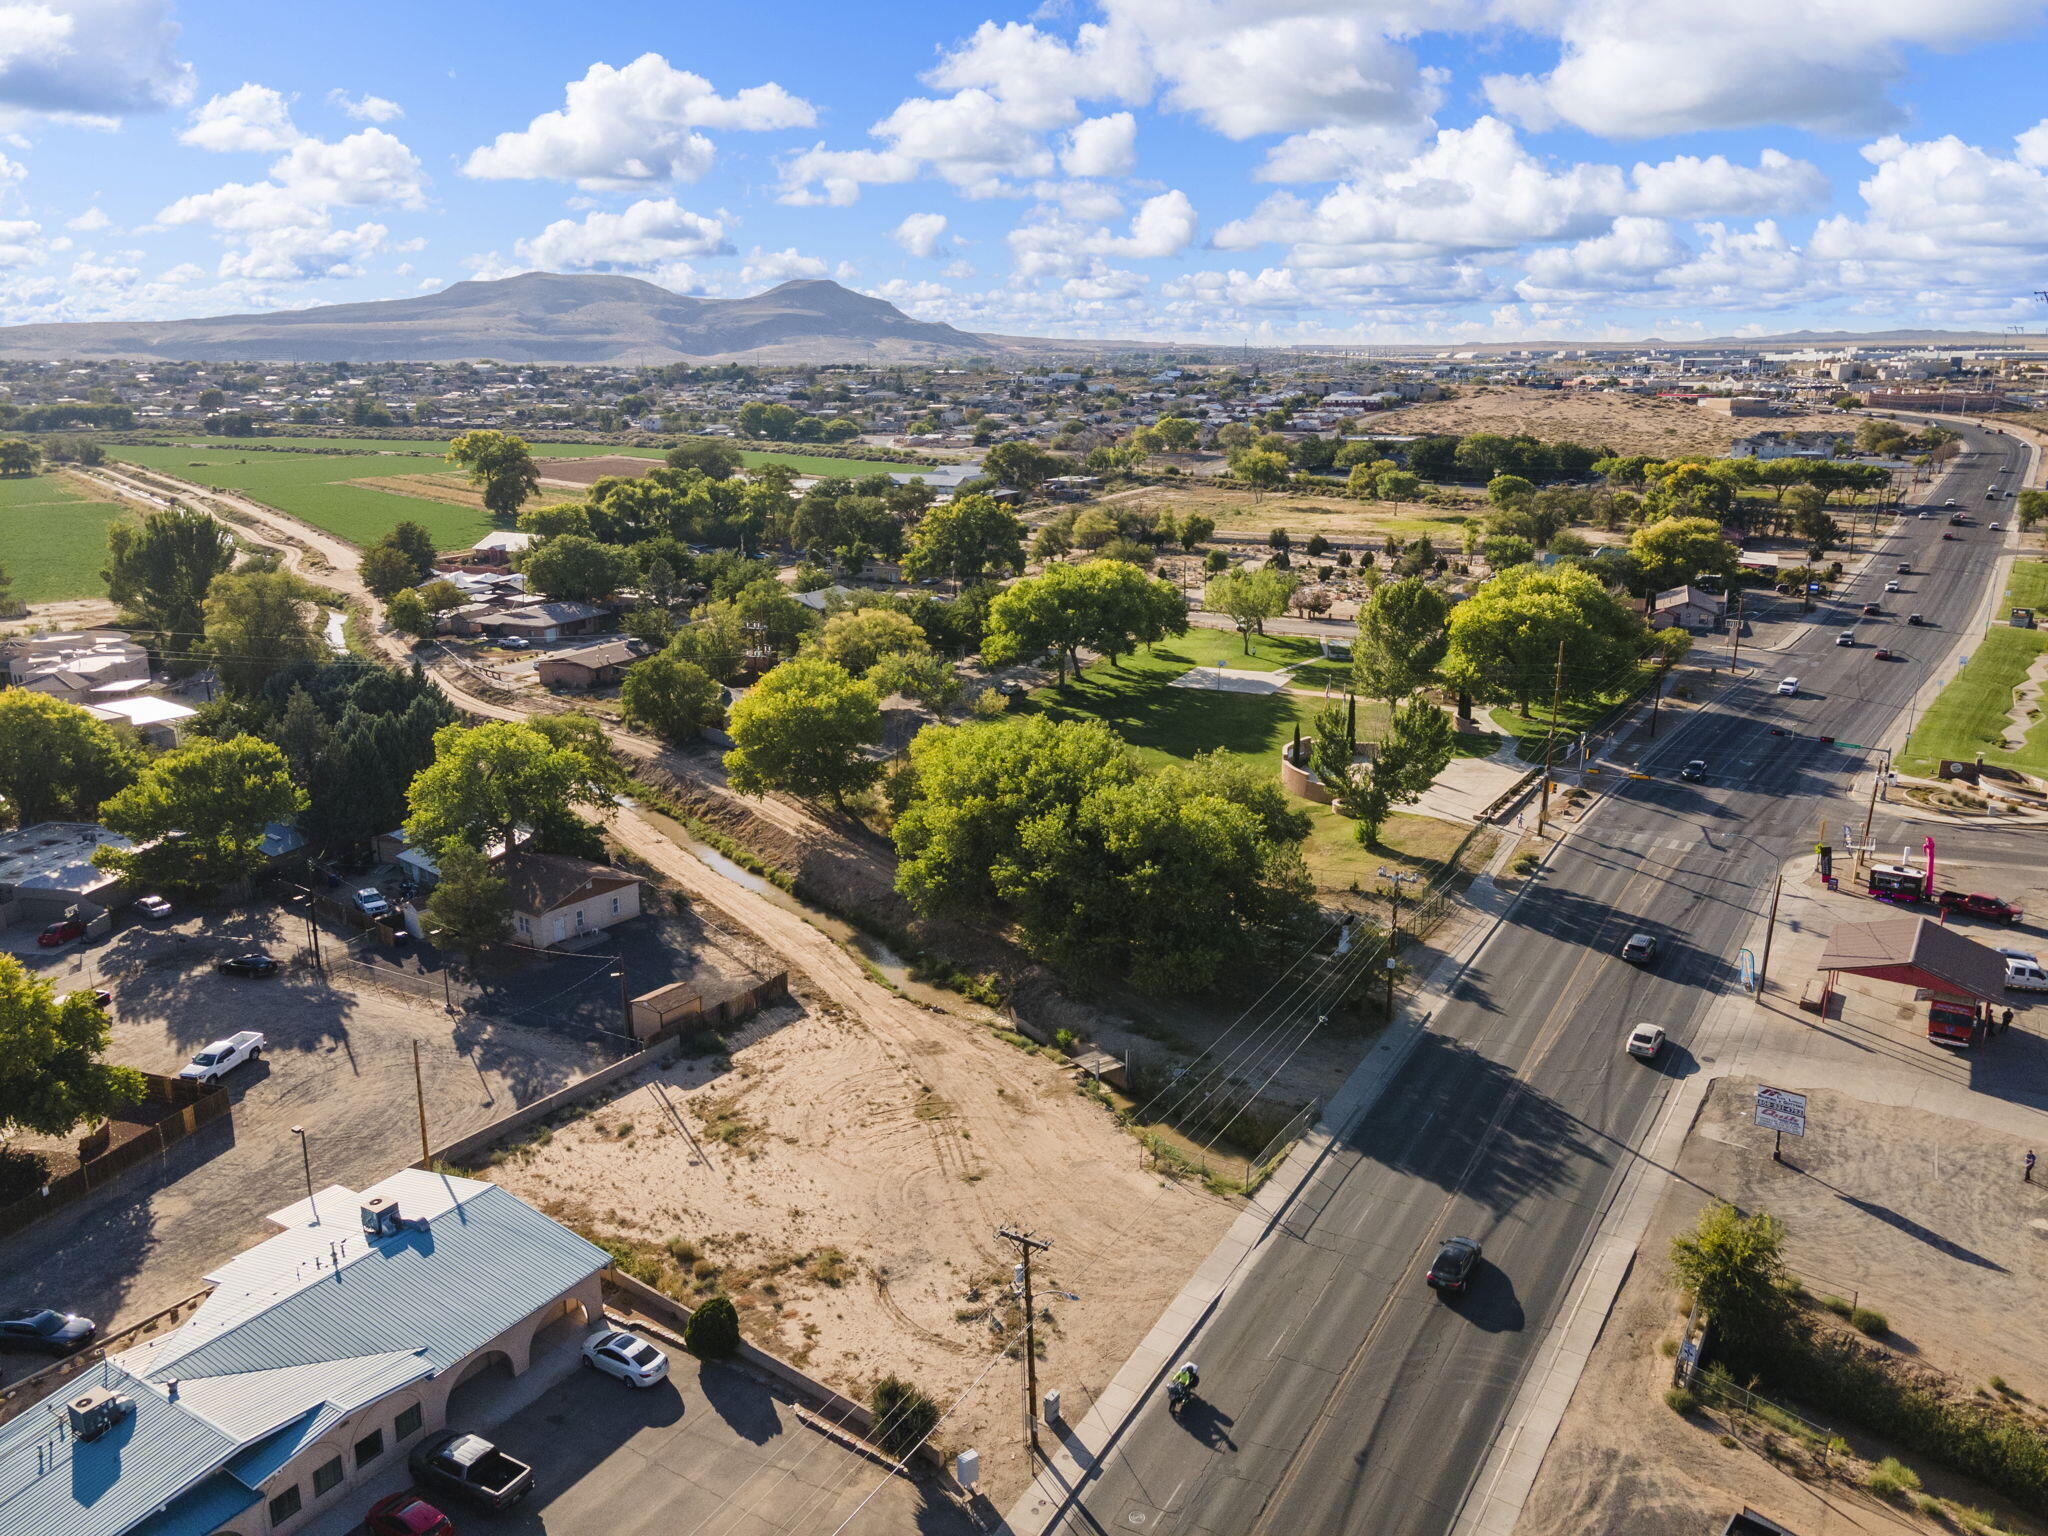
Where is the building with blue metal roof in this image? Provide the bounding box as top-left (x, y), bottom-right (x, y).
top-left (0, 1168), bottom-right (608, 1536)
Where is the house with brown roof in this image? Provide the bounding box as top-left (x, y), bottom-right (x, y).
top-left (505, 852), bottom-right (643, 948)
top-left (535, 638), bottom-right (647, 690)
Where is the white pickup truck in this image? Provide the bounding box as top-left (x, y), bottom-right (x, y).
top-left (178, 1031), bottom-right (266, 1086)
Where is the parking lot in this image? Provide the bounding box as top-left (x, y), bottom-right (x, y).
top-left (301, 1331), bottom-right (969, 1536)
top-left (0, 899), bottom-right (613, 1370)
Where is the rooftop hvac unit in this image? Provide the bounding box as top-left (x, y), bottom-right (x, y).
top-left (360, 1195), bottom-right (404, 1239)
top-left (67, 1388), bottom-right (134, 1442)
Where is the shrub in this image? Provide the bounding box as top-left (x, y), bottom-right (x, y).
top-left (1820, 1295), bottom-right (1853, 1319)
top-left (1664, 1387), bottom-right (1698, 1414)
top-left (869, 1375), bottom-right (941, 1460)
top-left (1053, 1027), bottom-right (1078, 1054)
top-left (1659, 1337), bottom-right (1680, 1358)
top-left (684, 1294), bottom-right (741, 1358)
top-left (1866, 1456), bottom-right (1922, 1498)
top-left (1850, 1307), bottom-right (1890, 1337)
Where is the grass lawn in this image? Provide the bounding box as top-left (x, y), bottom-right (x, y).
top-left (2005, 558), bottom-right (2048, 614)
top-left (0, 472), bottom-right (133, 602)
top-left (109, 437), bottom-right (937, 548)
top-left (1900, 624), bottom-right (2048, 777)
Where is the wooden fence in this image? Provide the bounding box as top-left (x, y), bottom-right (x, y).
top-left (0, 1075), bottom-right (231, 1242)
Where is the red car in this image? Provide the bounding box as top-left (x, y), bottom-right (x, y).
top-left (37, 918), bottom-right (86, 947)
top-left (365, 1493), bottom-right (455, 1536)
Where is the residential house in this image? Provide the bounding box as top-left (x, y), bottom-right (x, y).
top-left (85, 692), bottom-right (199, 748)
top-left (0, 821), bottom-right (132, 919)
top-left (0, 1168), bottom-right (608, 1536)
top-left (1651, 585), bottom-right (1728, 631)
top-left (3, 631), bottom-right (151, 704)
top-left (443, 599), bottom-right (609, 641)
top-left (506, 852), bottom-right (643, 949)
top-left (535, 638), bottom-right (647, 690)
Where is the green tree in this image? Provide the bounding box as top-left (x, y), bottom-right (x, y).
top-left (1628, 515), bottom-right (1741, 597)
top-left (359, 541), bottom-right (419, 600)
top-left (93, 735), bottom-right (306, 894)
top-left (1233, 448), bottom-right (1288, 496)
top-left (270, 686), bottom-right (332, 784)
top-left (619, 645), bottom-right (723, 743)
top-left (422, 843), bottom-right (511, 963)
top-left (983, 560), bottom-right (1183, 678)
top-left (685, 1294), bottom-right (741, 1358)
top-left (816, 606), bottom-right (929, 676)
top-left (668, 601), bottom-right (750, 683)
top-left (0, 689), bottom-right (143, 826)
top-left (1151, 415), bottom-right (1198, 451)
top-left (1669, 1201), bottom-right (1795, 1361)
top-left (1444, 563), bottom-right (1649, 718)
top-left (1203, 567), bottom-right (1297, 653)
top-left (202, 567), bottom-right (324, 697)
top-left (384, 520), bottom-right (438, 577)
top-left (1488, 473), bottom-right (1536, 507)
top-left (104, 506), bottom-right (237, 671)
top-left (520, 534), bottom-right (633, 603)
top-left (404, 720), bottom-right (616, 857)
top-left (0, 956), bottom-right (144, 1137)
top-left (385, 587), bottom-right (434, 639)
top-left (1352, 577), bottom-right (1451, 702)
top-left (447, 429), bottom-right (542, 520)
top-left (1377, 469), bottom-right (1422, 502)
top-left (1178, 513), bottom-right (1216, 550)
top-left (983, 441), bottom-right (1072, 493)
top-left (1329, 695), bottom-right (1455, 843)
top-left (0, 439), bottom-right (39, 476)
top-left (867, 649), bottom-right (960, 708)
top-left (900, 493), bottom-right (1026, 584)
top-left (723, 658), bottom-right (881, 808)
top-left (2018, 489), bottom-right (2048, 532)
top-left (665, 440), bottom-right (745, 479)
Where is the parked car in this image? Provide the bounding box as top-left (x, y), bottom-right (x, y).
top-left (1777, 677), bottom-right (1800, 696)
top-left (1626, 1022), bottom-right (1667, 1060)
top-left (365, 1493), bottom-right (456, 1536)
top-left (582, 1326), bottom-right (670, 1387)
top-left (134, 894), bottom-right (172, 919)
top-left (411, 1432), bottom-right (533, 1511)
top-left (216, 952), bottom-right (279, 977)
top-left (0, 1306), bottom-right (95, 1354)
top-left (353, 887), bottom-right (392, 918)
top-left (1425, 1237), bottom-right (1482, 1295)
top-left (177, 1031), bottom-right (265, 1086)
top-left (1937, 891), bottom-right (2023, 923)
top-left (1679, 759), bottom-right (1706, 782)
top-left (2005, 959), bottom-right (2048, 992)
top-left (37, 917), bottom-right (86, 947)
top-left (1621, 933), bottom-right (1657, 964)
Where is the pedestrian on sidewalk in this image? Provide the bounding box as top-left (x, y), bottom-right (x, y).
top-left (2003, 1008), bottom-right (2015, 1035)
top-left (2027, 1150), bottom-right (2037, 1183)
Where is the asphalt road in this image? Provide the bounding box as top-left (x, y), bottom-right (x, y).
top-left (1039, 424), bottom-right (2030, 1536)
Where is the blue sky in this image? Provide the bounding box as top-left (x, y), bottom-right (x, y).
top-left (4, 0), bottom-right (2048, 343)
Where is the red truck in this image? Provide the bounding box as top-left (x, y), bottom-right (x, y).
top-left (1937, 891), bottom-right (2023, 923)
top-left (1928, 998), bottom-right (1981, 1048)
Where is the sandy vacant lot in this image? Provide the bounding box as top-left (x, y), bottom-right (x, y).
top-left (1388, 387), bottom-right (1849, 459)
top-left (1521, 1077), bottom-right (2048, 1536)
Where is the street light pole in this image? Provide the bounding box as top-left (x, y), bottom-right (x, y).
top-left (290, 1126), bottom-right (315, 1218)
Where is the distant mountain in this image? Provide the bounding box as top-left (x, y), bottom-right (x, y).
top-left (0, 274), bottom-right (1003, 365)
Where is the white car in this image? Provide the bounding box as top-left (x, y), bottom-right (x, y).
top-left (2006, 959), bottom-right (2048, 992)
top-left (178, 1030), bottom-right (265, 1086)
top-left (582, 1327), bottom-right (669, 1388)
top-left (1626, 1022), bottom-right (1667, 1060)
top-left (1777, 677), bottom-right (1800, 696)
top-left (1884, 580), bottom-right (1901, 592)
top-left (135, 894), bottom-right (172, 919)
top-left (352, 888), bottom-right (391, 918)
top-left (1992, 522), bottom-right (2004, 531)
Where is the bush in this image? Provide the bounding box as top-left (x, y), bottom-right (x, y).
top-left (1664, 1387), bottom-right (1698, 1414)
top-left (869, 1375), bottom-right (941, 1461)
top-left (1820, 1294), bottom-right (1854, 1319)
top-left (1850, 1306), bottom-right (1890, 1337)
top-left (684, 1294), bottom-right (741, 1358)
top-left (1867, 1456), bottom-right (1922, 1498)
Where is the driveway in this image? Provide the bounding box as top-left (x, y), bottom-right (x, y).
top-left (301, 1333), bottom-right (970, 1536)
top-left (0, 900), bottom-right (611, 1376)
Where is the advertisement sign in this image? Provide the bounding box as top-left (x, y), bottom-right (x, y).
top-left (1754, 1085), bottom-right (1807, 1137)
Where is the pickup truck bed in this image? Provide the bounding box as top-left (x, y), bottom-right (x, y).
top-left (410, 1431), bottom-right (533, 1510)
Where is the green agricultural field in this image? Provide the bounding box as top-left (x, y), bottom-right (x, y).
top-left (0, 473), bottom-right (132, 603)
top-left (108, 437), bottom-right (940, 548)
top-left (1900, 623), bottom-right (2048, 778)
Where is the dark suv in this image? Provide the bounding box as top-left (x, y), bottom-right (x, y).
top-left (1425, 1238), bottom-right (1482, 1295)
top-left (1621, 933), bottom-right (1658, 964)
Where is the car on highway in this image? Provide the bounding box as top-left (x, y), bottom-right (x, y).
top-left (364, 1493), bottom-right (455, 1536)
top-left (1908, 613), bottom-right (1924, 625)
top-left (1424, 1237), bottom-right (1482, 1296)
top-left (1679, 759), bottom-right (1706, 781)
top-left (1885, 580), bottom-right (1901, 592)
top-left (2006, 959), bottom-right (2048, 992)
top-left (177, 1031), bottom-right (265, 1086)
top-left (582, 1326), bottom-right (670, 1387)
top-left (353, 887), bottom-right (391, 918)
top-left (1898, 562), bottom-right (1912, 573)
top-left (1621, 933), bottom-right (1658, 964)
top-left (135, 894), bottom-right (172, 919)
top-left (0, 1306), bottom-right (95, 1354)
top-left (1918, 510), bottom-right (1932, 519)
top-left (1777, 677), bottom-right (1800, 695)
top-left (1861, 603), bottom-right (1881, 615)
top-left (1945, 498), bottom-right (1957, 507)
top-left (1943, 531), bottom-right (1960, 540)
top-left (1992, 521), bottom-right (2004, 530)
top-left (1625, 1022), bottom-right (1667, 1060)
top-left (37, 917), bottom-right (86, 947)
top-left (1836, 631), bottom-right (1854, 646)
top-left (1874, 648), bottom-right (1894, 660)
top-left (216, 952), bottom-right (279, 978)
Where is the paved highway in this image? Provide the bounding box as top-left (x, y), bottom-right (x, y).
top-left (1035, 424), bottom-right (2029, 1536)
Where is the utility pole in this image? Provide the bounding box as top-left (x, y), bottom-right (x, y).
top-left (1537, 638), bottom-right (1566, 836)
top-left (1757, 873), bottom-right (1783, 998)
top-left (617, 968), bottom-right (634, 1036)
top-left (998, 1227), bottom-right (1052, 1460)
top-left (413, 1040), bottom-right (430, 1165)
top-left (1728, 589), bottom-right (1744, 675)
top-left (1860, 747), bottom-right (1893, 846)
top-left (1376, 867), bottom-right (1421, 1018)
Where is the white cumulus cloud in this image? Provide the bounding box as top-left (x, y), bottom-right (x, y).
top-left (515, 197), bottom-right (732, 270)
top-left (0, 0), bottom-right (193, 119)
top-left (892, 211), bottom-right (949, 259)
top-left (1060, 113), bottom-right (1137, 177)
top-left (179, 83), bottom-right (299, 153)
top-left (328, 88), bottom-right (402, 123)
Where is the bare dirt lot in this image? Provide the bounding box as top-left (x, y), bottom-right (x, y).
top-left (534, 453), bottom-right (666, 487)
top-left (1520, 1076), bottom-right (2048, 1536)
top-left (1387, 387), bottom-right (1850, 458)
top-left (480, 804), bottom-right (1239, 1509)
